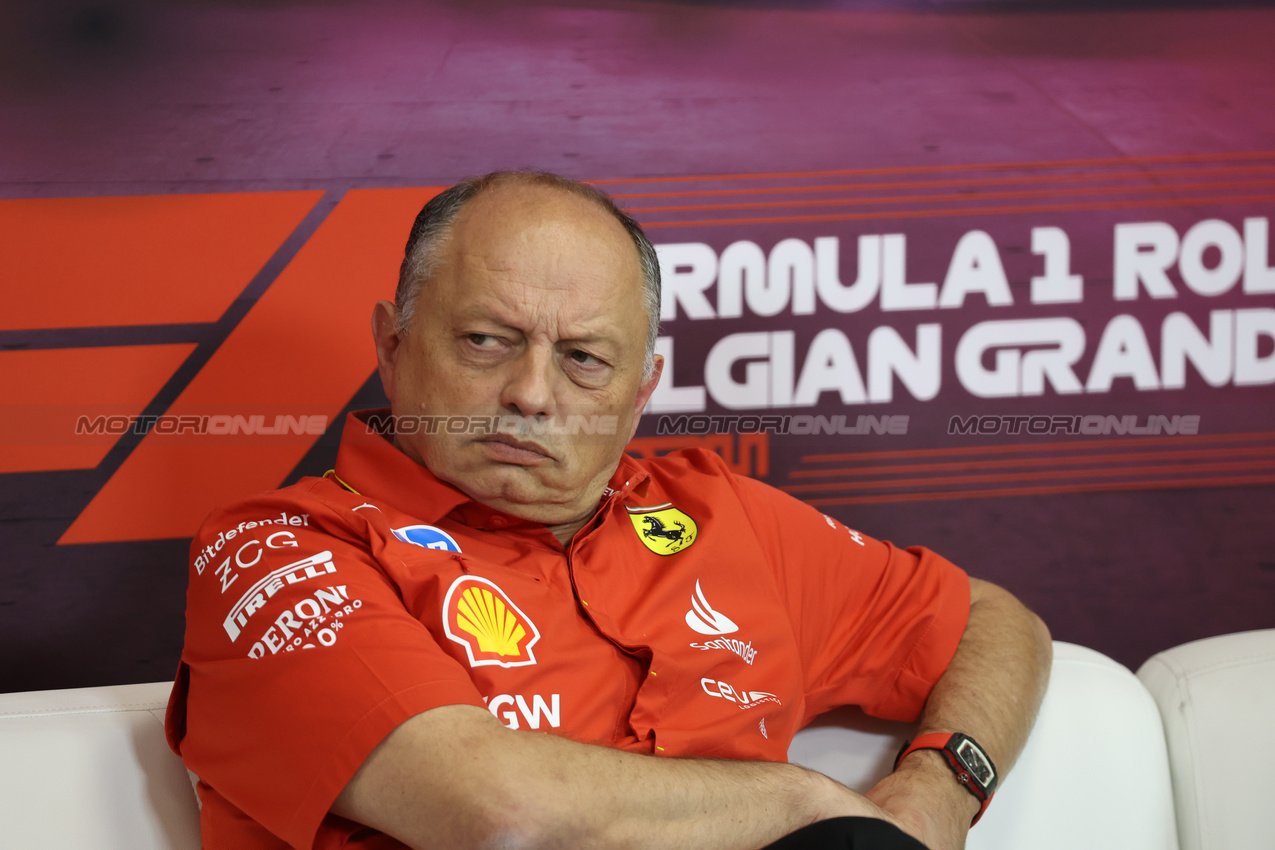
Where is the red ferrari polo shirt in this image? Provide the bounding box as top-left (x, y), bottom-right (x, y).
top-left (167, 410), bottom-right (969, 849)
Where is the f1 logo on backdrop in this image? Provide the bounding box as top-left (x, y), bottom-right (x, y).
top-left (0, 187), bottom-right (443, 544)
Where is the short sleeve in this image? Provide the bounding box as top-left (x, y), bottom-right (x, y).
top-left (732, 475), bottom-right (969, 724)
top-left (165, 491), bottom-right (485, 849)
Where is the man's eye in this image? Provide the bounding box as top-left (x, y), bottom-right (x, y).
top-left (569, 349), bottom-right (601, 365)
top-left (468, 333), bottom-right (497, 347)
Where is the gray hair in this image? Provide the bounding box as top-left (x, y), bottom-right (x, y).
top-left (395, 170), bottom-right (662, 381)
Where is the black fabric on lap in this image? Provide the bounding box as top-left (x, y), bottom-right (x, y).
top-left (761, 816), bottom-right (929, 850)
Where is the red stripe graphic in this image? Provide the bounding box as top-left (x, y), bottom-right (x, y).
top-left (787, 432), bottom-right (1275, 504)
top-left (0, 345), bottom-right (196, 473)
top-left (790, 445), bottom-right (1275, 479)
top-left (783, 458), bottom-right (1275, 494)
top-left (60, 188), bottom-right (442, 544)
top-left (801, 431), bottom-right (1275, 463)
top-left (609, 164), bottom-right (1275, 201)
top-left (590, 150), bottom-right (1275, 229)
top-left (1, 193), bottom-right (322, 330)
top-left (592, 150), bottom-right (1275, 185)
top-left (801, 475), bottom-right (1275, 506)
top-left (638, 192), bottom-right (1275, 229)
top-left (624, 179), bottom-right (1275, 215)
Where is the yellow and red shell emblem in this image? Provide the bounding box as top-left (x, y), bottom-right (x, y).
top-left (442, 576), bottom-right (540, 668)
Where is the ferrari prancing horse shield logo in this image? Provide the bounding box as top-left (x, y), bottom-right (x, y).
top-left (627, 504), bottom-right (698, 555)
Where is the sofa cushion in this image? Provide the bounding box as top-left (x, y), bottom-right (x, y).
top-left (1138, 629), bottom-right (1275, 850)
top-left (0, 681), bottom-right (201, 850)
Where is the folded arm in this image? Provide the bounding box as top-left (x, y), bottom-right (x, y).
top-left (333, 702), bottom-right (897, 850)
top-left (866, 577), bottom-right (1052, 850)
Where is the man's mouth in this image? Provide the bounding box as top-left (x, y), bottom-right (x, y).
top-left (476, 434), bottom-right (555, 464)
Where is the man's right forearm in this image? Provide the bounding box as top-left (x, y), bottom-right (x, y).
top-left (332, 704), bottom-right (887, 850)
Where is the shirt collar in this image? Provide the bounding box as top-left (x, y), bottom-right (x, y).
top-left (332, 409), bottom-right (470, 523)
top-left (332, 409), bottom-right (651, 526)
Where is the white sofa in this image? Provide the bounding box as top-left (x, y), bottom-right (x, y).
top-left (789, 641), bottom-right (1179, 850)
top-left (1137, 629), bottom-right (1275, 850)
top-left (0, 682), bottom-right (200, 849)
top-left (0, 637), bottom-right (1246, 850)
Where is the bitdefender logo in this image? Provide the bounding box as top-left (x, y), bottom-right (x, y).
top-left (685, 580), bottom-right (738, 636)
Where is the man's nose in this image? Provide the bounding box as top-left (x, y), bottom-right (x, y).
top-left (499, 347), bottom-right (557, 418)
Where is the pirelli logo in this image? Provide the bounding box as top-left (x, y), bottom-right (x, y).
top-left (222, 551), bottom-right (337, 641)
top-left (442, 576), bottom-right (541, 668)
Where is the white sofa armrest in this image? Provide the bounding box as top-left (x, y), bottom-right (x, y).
top-left (0, 681), bottom-right (201, 850)
top-left (790, 641), bottom-right (1179, 850)
top-left (1138, 629), bottom-right (1275, 850)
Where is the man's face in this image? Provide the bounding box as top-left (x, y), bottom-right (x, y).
top-left (374, 182), bottom-right (662, 528)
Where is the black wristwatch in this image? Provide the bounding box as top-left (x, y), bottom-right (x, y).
top-left (894, 732), bottom-right (998, 825)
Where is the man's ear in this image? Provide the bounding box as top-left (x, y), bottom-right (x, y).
top-left (371, 300), bottom-right (402, 403)
top-left (628, 354), bottom-right (664, 441)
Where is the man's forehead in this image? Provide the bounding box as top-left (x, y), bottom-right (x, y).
top-left (447, 286), bottom-right (627, 342)
top-left (433, 183), bottom-right (639, 293)
top-left (451, 180), bottom-right (632, 253)
top-left (421, 182), bottom-right (641, 336)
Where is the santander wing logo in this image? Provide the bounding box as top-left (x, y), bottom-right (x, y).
top-left (685, 580), bottom-right (739, 636)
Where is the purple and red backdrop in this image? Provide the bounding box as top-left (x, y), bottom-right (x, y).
top-left (2, 0), bottom-right (1274, 692)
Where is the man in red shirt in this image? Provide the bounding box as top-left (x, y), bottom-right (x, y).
top-left (167, 171), bottom-right (1051, 850)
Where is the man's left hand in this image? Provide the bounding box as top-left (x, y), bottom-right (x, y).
top-left (865, 748), bottom-right (980, 850)
top-left (863, 577), bottom-right (1052, 850)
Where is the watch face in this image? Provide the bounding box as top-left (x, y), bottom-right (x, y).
top-left (954, 739), bottom-right (996, 788)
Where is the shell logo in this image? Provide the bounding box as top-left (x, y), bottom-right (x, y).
top-left (442, 576), bottom-right (540, 668)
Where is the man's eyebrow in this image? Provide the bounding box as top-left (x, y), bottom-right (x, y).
top-left (560, 330), bottom-right (621, 345)
top-left (448, 302), bottom-right (520, 328)
top-left (448, 306), bottom-right (625, 348)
